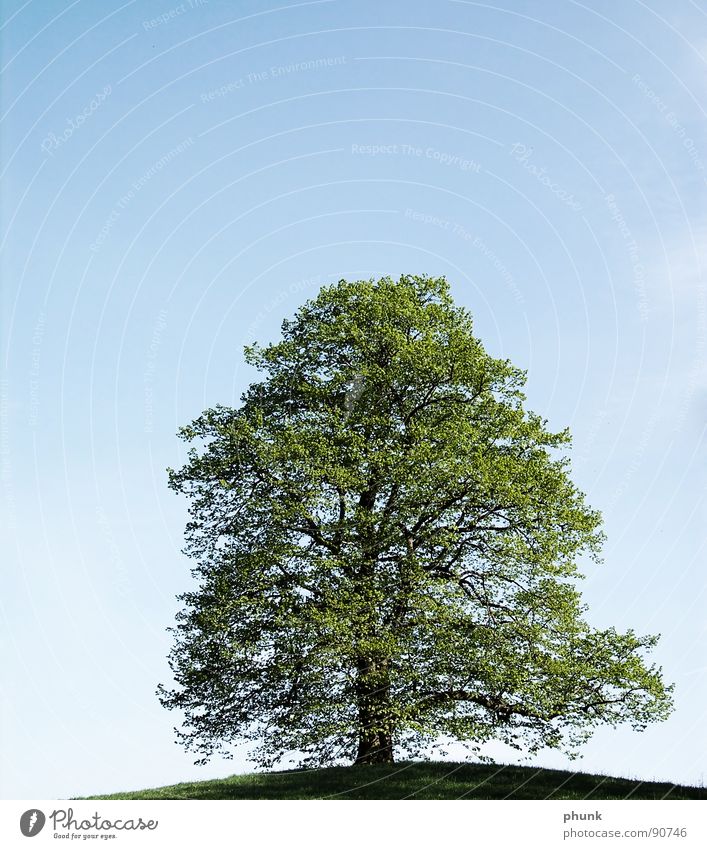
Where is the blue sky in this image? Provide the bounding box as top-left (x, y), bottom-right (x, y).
top-left (1, 0), bottom-right (706, 799)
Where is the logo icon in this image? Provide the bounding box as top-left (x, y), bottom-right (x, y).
top-left (20, 809), bottom-right (46, 837)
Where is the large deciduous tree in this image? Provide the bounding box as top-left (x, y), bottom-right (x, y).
top-left (159, 275), bottom-right (672, 768)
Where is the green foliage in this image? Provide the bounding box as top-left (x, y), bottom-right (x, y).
top-left (83, 761), bottom-right (707, 801)
top-left (159, 275), bottom-right (673, 768)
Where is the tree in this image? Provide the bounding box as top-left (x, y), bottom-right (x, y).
top-left (159, 274), bottom-right (673, 768)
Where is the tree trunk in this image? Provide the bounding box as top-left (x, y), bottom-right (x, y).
top-left (354, 657), bottom-right (394, 765)
top-left (355, 726), bottom-right (394, 764)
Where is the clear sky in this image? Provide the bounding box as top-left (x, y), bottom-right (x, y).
top-left (1, 0), bottom-right (706, 799)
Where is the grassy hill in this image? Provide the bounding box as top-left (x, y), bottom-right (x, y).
top-left (82, 761), bottom-right (707, 800)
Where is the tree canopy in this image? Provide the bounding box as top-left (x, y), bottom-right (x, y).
top-left (159, 274), bottom-right (673, 768)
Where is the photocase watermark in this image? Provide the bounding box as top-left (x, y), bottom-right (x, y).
top-left (19, 807), bottom-right (158, 837)
top-left (90, 137), bottom-right (194, 253)
top-left (632, 74), bottom-right (706, 176)
top-left (343, 373), bottom-right (365, 418)
top-left (19, 808), bottom-right (45, 837)
top-left (605, 409), bottom-right (659, 512)
top-left (604, 193), bottom-right (649, 322)
top-left (673, 262), bottom-right (707, 434)
top-left (0, 379), bottom-right (16, 531)
top-left (40, 86), bottom-right (112, 156)
top-left (352, 143), bottom-right (482, 173)
top-left (509, 143), bottom-right (583, 211)
top-left (242, 276), bottom-right (322, 345)
top-left (404, 208), bottom-right (524, 304)
top-left (575, 407), bottom-right (610, 467)
top-left (200, 56), bottom-right (347, 102)
top-left (28, 312), bottom-right (45, 427)
top-left (95, 504), bottom-right (131, 598)
top-left (144, 309), bottom-right (167, 435)
top-left (142, 0), bottom-right (207, 30)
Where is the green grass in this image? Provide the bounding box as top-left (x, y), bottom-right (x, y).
top-left (81, 761), bottom-right (707, 800)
